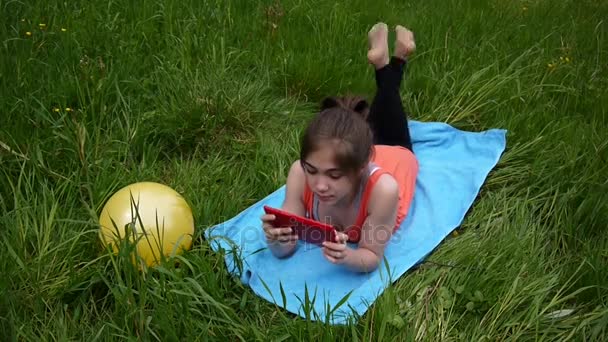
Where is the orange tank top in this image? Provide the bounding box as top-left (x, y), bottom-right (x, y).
top-left (302, 145), bottom-right (418, 243)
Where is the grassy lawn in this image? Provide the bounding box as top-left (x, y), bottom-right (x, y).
top-left (1, 0), bottom-right (607, 340)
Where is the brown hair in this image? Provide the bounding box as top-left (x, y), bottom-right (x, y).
top-left (300, 95), bottom-right (374, 176)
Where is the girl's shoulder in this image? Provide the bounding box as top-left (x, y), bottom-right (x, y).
top-left (358, 166), bottom-right (399, 218)
top-left (368, 173), bottom-right (399, 204)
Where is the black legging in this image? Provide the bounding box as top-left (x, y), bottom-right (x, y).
top-left (366, 56), bottom-right (413, 152)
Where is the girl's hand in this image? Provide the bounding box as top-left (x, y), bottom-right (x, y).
top-left (322, 232), bottom-right (350, 264)
top-left (261, 214), bottom-right (298, 243)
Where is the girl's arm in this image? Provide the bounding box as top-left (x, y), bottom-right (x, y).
top-left (266, 161), bottom-right (307, 258)
top-left (326, 174), bottom-right (399, 272)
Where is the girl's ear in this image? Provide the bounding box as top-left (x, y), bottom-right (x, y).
top-left (359, 165), bottom-right (367, 177)
top-left (320, 97), bottom-right (339, 111)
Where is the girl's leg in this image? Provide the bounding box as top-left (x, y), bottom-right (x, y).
top-left (366, 24), bottom-right (415, 152)
top-left (367, 57), bottom-right (412, 151)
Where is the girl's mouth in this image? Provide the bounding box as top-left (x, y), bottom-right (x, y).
top-left (318, 195), bottom-right (334, 202)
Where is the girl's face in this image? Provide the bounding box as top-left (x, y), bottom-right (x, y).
top-left (302, 142), bottom-right (363, 207)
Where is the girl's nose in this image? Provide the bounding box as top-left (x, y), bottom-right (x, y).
top-left (315, 180), bottom-right (329, 193)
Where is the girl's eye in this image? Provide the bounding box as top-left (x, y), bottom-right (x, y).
top-left (305, 168), bottom-right (317, 175)
top-left (329, 173), bottom-right (343, 179)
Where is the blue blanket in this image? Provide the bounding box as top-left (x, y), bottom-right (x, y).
top-left (204, 120), bottom-right (507, 325)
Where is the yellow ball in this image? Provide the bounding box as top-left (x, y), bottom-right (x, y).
top-left (98, 182), bottom-right (194, 267)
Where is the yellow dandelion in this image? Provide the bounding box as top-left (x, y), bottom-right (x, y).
top-left (560, 56), bottom-right (564, 61)
top-left (65, 107), bottom-right (73, 112)
top-left (53, 108), bottom-right (60, 112)
top-left (565, 57), bottom-right (571, 63)
top-left (61, 28), bottom-right (67, 32)
top-left (21, 18), bottom-right (25, 22)
top-left (25, 31), bottom-right (32, 36)
top-left (39, 23), bottom-right (46, 28)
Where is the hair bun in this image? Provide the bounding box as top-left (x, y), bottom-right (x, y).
top-left (320, 95), bottom-right (370, 119)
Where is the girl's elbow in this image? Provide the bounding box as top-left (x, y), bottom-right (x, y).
top-left (353, 251), bottom-right (383, 273)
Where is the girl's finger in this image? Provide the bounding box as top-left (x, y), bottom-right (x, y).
top-left (268, 229), bottom-right (283, 240)
top-left (325, 255), bottom-right (337, 264)
top-left (322, 248), bottom-right (341, 264)
top-left (260, 214), bottom-right (276, 223)
top-left (336, 232), bottom-right (349, 243)
top-left (323, 241), bottom-right (346, 251)
top-left (278, 234), bottom-right (298, 243)
top-left (280, 227), bottom-right (294, 235)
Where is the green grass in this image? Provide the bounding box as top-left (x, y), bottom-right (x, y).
top-left (1, 0), bottom-right (607, 340)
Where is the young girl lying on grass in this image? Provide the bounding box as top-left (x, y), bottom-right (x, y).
top-left (261, 22), bottom-right (419, 273)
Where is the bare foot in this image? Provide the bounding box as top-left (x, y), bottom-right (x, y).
top-left (394, 25), bottom-right (416, 60)
top-left (367, 23), bottom-right (389, 69)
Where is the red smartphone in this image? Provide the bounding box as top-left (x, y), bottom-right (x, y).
top-left (263, 205), bottom-right (337, 245)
